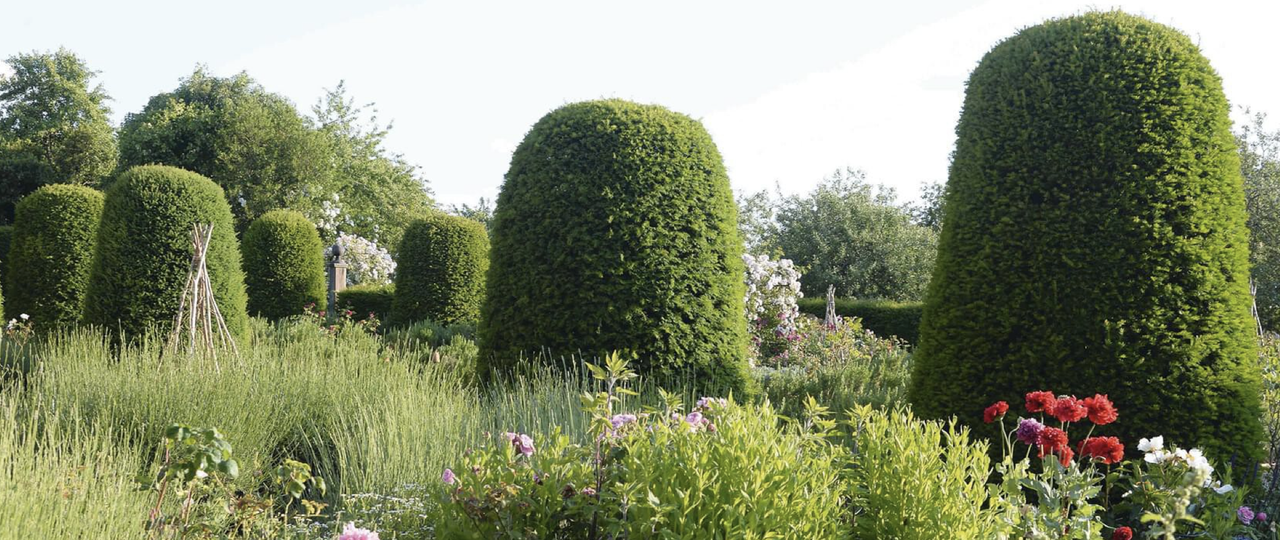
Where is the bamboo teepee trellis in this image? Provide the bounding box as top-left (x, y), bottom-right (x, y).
top-left (166, 223), bottom-right (238, 369)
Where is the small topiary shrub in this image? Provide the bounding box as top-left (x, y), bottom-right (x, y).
top-left (336, 283), bottom-right (394, 322)
top-left (797, 298), bottom-right (922, 344)
top-left (908, 11), bottom-right (1263, 462)
top-left (392, 214), bottom-right (488, 326)
top-left (6, 184), bottom-right (104, 329)
top-left (83, 165), bottom-right (248, 341)
top-left (479, 100), bottom-right (751, 392)
top-left (242, 209), bottom-right (326, 319)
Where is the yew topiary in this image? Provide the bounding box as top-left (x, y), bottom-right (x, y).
top-left (392, 214), bottom-right (488, 326)
top-left (242, 209), bottom-right (327, 319)
top-left (478, 99), bottom-right (751, 392)
top-left (908, 11), bottom-right (1263, 462)
top-left (83, 165), bottom-right (248, 340)
top-left (7, 184), bottom-right (104, 329)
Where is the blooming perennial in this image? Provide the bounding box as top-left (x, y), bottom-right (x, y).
top-left (742, 253), bottom-right (803, 357)
top-left (331, 233), bottom-right (396, 285)
top-left (337, 522), bottom-right (380, 540)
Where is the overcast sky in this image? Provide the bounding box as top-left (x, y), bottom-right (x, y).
top-left (3, 0), bottom-right (1278, 207)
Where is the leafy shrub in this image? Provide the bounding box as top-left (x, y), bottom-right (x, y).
top-left (242, 209), bottom-right (326, 319)
top-left (6, 184), bottom-right (103, 330)
top-left (908, 11), bottom-right (1264, 462)
top-left (0, 224), bottom-right (11, 302)
top-left (480, 99), bottom-right (751, 393)
top-left (797, 297), bottom-right (922, 344)
top-left (384, 318), bottom-right (476, 350)
top-left (848, 406), bottom-right (999, 539)
top-left (755, 315), bottom-right (912, 416)
top-left (83, 165), bottom-right (249, 340)
top-left (336, 283), bottom-right (394, 323)
top-left (392, 214), bottom-right (488, 326)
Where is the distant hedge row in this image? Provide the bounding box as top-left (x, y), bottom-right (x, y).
top-left (796, 298), bottom-right (922, 344)
top-left (337, 284), bottom-right (395, 322)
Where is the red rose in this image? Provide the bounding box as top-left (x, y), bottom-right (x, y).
top-left (1111, 526), bottom-right (1133, 540)
top-left (983, 401), bottom-right (1009, 423)
top-left (1078, 436), bottom-right (1125, 465)
top-left (1050, 396), bottom-right (1088, 423)
top-left (1025, 391), bottom-right (1057, 413)
top-left (1082, 394), bottom-right (1118, 425)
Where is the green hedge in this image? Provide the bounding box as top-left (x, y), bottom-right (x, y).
top-left (0, 224), bottom-right (12, 304)
top-left (84, 165), bottom-right (249, 341)
top-left (7, 185), bottom-right (104, 329)
top-left (479, 99), bottom-right (751, 393)
top-left (392, 214), bottom-right (488, 325)
top-left (242, 209), bottom-right (326, 319)
top-left (907, 12), bottom-right (1263, 462)
top-left (337, 284), bottom-right (395, 323)
top-left (796, 298), bottom-right (922, 344)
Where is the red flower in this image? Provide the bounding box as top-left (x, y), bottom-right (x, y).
top-left (1082, 394), bottom-right (1118, 425)
top-left (983, 401), bottom-right (1009, 423)
top-left (1078, 436), bottom-right (1125, 465)
top-left (1025, 391), bottom-right (1057, 413)
top-left (1111, 526), bottom-right (1133, 540)
top-left (1037, 427), bottom-right (1068, 451)
top-left (1050, 396), bottom-right (1088, 423)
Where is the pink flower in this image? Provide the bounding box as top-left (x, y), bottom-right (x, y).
top-left (442, 468), bottom-right (455, 485)
top-left (505, 432), bottom-right (535, 457)
top-left (610, 414), bottom-right (637, 429)
top-left (1258, 512), bottom-right (1268, 522)
top-left (1240, 506), bottom-right (1256, 525)
top-left (339, 522), bottom-right (380, 540)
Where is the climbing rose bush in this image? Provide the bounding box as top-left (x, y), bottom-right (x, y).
top-left (330, 233), bottom-right (396, 285)
top-left (743, 253), bottom-right (803, 360)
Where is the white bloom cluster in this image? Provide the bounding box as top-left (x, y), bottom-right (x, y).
top-left (743, 254), bottom-right (803, 338)
top-left (332, 233), bottom-right (396, 285)
top-left (316, 193), bottom-right (345, 235)
top-left (1138, 435), bottom-right (1217, 487)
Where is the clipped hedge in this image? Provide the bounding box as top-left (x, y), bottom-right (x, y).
top-left (479, 100), bottom-right (751, 393)
top-left (797, 298), bottom-right (922, 344)
top-left (83, 165), bottom-right (249, 341)
top-left (242, 209), bottom-right (326, 319)
top-left (392, 214), bottom-right (488, 325)
top-left (0, 224), bottom-right (12, 302)
top-left (337, 284), bottom-right (395, 322)
top-left (908, 12), bottom-right (1263, 462)
top-left (7, 185), bottom-right (104, 329)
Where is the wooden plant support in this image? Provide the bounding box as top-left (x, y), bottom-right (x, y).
top-left (166, 223), bottom-right (238, 370)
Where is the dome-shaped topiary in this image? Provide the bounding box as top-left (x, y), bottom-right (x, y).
top-left (84, 165), bottom-right (249, 340)
top-left (908, 11), bottom-right (1263, 462)
top-left (478, 99), bottom-right (751, 392)
top-left (242, 209), bottom-right (327, 319)
top-left (7, 184), bottom-right (104, 329)
top-left (392, 214), bottom-right (488, 326)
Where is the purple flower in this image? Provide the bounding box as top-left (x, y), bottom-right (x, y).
top-left (696, 397), bottom-right (727, 410)
top-left (1239, 506), bottom-right (1256, 525)
top-left (1258, 512), bottom-right (1268, 523)
top-left (442, 468), bottom-right (456, 485)
top-left (339, 522), bottom-right (380, 540)
top-left (505, 432), bottom-right (535, 457)
top-left (1015, 418), bottom-right (1045, 445)
top-left (610, 414), bottom-right (637, 429)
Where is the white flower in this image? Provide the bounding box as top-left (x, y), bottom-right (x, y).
top-left (18, 313), bottom-right (28, 321)
top-left (1213, 483), bottom-right (1234, 494)
top-left (1138, 436), bottom-right (1164, 453)
top-left (1144, 449), bottom-right (1169, 464)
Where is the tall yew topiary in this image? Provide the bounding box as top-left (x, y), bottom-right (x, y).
top-left (908, 12), bottom-right (1263, 462)
top-left (84, 165), bottom-right (249, 340)
top-left (392, 214), bottom-right (488, 326)
top-left (242, 209), bottom-right (327, 319)
top-left (7, 184), bottom-right (104, 329)
top-left (479, 99), bottom-right (751, 392)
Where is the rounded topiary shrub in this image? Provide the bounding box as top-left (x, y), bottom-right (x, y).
top-left (392, 214), bottom-right (488, 326)
top-left (242, 209), bottom-right (326, 319)
top-left (908, 11), bottom-right (1263, 462)
top-left (7, 184), bottom-right (104, 329)
top-left (479, 99), bottom-right (750, 392)
top-left (84, 165), bottom-right (249, 340)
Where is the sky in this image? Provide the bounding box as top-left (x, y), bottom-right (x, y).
top-left (3, 0), bottom-right (1279, 208)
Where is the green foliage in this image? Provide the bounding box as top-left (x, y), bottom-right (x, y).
top-left (242, 209), bottom-right (326, 319)
top-left (908, 11), bottom-right (1264, 462)
top-left (1237, 109), bottom-right (1280, 330)
top-left (0, 224), bottom-right (10, 307)
top-left (392, 214), bottom-right (488, 326)
top-left (797, 297), bottom-right (922, 344)
top-left (0, 49), bottom-right (116, 223)
top-left (742, 168), bottom-right (938, 301)
top-left (7, 184), bottom-right (103, 329)
top-left (480, 99), bottom-right (751, 392)
top-left (336, 283), bottom-right (394, 322)
top-left (847, 406), bottom-right (1000, 539)
top-left (83, 165), bottom-right (249, 341)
